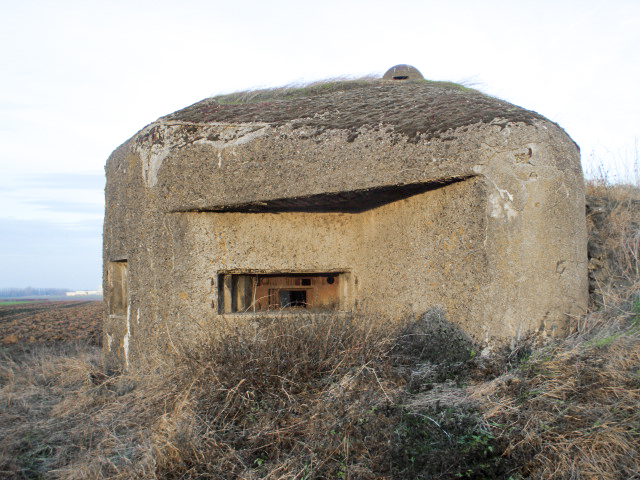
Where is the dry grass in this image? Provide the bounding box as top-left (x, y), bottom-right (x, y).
top-left (210, 76), bottom-right (476, 106)
top-left (0, 313), bottom-right (504, 479)
top-left (586, 181), bottom-right (640, 308)
top-left (472, 306), bottom-right (640, 479)
top-left (1, 316), bottom-right (404, 479)
top-left (150, 314), bottom-right (403, 479)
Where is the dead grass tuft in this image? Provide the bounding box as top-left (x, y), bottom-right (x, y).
top-left (472, 309), bottom-right (640, 479)
top-left (150, 314), bottom-right (402, 479)
top-left (586, 181), bottom-right (640, 308)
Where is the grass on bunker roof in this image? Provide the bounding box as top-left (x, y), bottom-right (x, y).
top-left (211, 76), bottom-right (478, 105)
top-left (1, 174), bottom-right (639, 479)
top-left (165, 74), bottom-right (547, 143)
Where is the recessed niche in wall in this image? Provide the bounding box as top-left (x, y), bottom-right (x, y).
top-left (108, 261), bottom-right (128, 316)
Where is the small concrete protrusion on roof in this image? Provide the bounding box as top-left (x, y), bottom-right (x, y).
top-left (382, 64), bottom-right (424, 81)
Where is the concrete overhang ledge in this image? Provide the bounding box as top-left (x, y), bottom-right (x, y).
top-left (170, 176), bottom-right (474, 214)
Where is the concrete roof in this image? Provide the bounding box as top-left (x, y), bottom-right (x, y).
top-left (162, 78), bottom-right (551, 143)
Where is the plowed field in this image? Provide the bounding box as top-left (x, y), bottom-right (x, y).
top-left (0, 301), bottom-right (103, 346)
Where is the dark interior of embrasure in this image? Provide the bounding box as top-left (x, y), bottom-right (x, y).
top-left (218, 272), bottom-right (345, 314)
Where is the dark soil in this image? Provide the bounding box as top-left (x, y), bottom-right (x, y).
top-left (0, 301), bottom-right (103, 347)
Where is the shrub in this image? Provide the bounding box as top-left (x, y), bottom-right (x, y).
top-left (150, 313), bottom-right (403, 479)
top-left (392, 403), bottom-right (514, 479)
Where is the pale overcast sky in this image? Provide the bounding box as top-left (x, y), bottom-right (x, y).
top-left (0, 0), bottom-right (638, 289)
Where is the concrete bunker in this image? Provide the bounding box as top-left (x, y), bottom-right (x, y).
top-left (103, 65), bottom-right (589, 370)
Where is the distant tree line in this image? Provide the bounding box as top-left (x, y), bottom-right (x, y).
top-left (0, 287), bottom-right (71, 298)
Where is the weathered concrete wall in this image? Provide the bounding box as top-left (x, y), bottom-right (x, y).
top-left (169, 177), bottom-right (488, 330)
top-left (130, 119), bottom-right (578, 212)
top-left (103, 80), bottom-right (588, 370)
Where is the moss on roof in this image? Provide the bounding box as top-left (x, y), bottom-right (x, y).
top-left (164, 78), bottom-right (549, 142)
